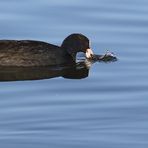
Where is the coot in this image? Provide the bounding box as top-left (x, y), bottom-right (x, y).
top-left (0, 33), bottom-right (94, 67)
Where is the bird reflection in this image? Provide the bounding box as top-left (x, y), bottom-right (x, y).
top-left (0, 61), bottom-right (89, 81)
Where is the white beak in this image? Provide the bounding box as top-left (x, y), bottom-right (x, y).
top-left (85, 48), bottom-right (94, 59)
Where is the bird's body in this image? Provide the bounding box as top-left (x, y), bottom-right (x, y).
top-left (0, 40), bottom-right (72, 66)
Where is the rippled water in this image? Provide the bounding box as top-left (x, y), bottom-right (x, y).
top-left (0, 0), bottom-right (148, 147)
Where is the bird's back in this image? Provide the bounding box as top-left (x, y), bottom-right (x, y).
top-left (0, 40), bottom-right (69, 66)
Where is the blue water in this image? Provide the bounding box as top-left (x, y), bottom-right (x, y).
top-left (0, 0), bottom-right (148, 147)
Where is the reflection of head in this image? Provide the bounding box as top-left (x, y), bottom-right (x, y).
top-left (62, 63), bottom-right (89, 79)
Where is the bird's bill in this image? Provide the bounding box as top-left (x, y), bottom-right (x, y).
top-left (85, 48), bottom-right (94, 59)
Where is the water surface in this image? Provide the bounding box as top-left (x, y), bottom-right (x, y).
top-left (0, 0), bottom-right (148, 147)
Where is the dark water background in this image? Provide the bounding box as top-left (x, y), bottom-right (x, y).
top-left (0, 0), bottom-right (148, 147)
